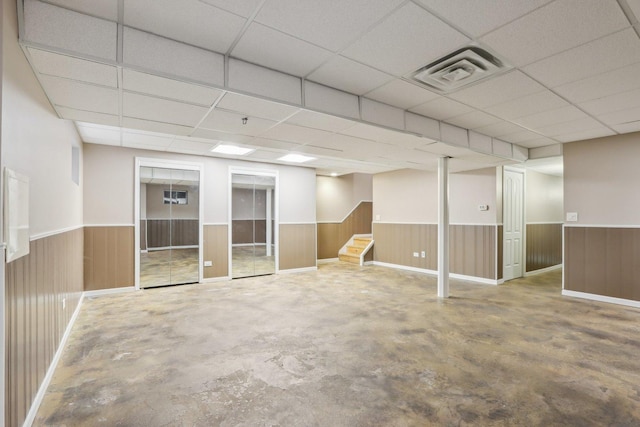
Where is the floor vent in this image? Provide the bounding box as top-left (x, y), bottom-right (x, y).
top-left (410, 46), bottom-right (511, 93)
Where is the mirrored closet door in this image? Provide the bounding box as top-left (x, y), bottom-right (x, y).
top-left (231, 173), bottom-right (276, 278)
top-left (139, 166), bottom-right (200, 288)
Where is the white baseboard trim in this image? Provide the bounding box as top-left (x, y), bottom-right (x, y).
top-left (278, 266), bottom-right (318, 274)
top-left (201, 276), bottom-right (231, 283)
top-left (371, 262), bottom-right (499, 285)
top-left (562, 290), bottom-right (640, 309)
top-left (524, 264), bottom-right (562, 277)
top-left (317, 258), bottom-right (339, 264)
top-left (147, 245), bottom-right (199, 251)
top-left (84, 287), bottom-right (137, 298)
top-left (24, 294), bottom-right (85, 427)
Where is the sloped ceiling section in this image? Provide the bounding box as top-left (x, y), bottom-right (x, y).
top-left (17, 0), bottom-right (552, 174)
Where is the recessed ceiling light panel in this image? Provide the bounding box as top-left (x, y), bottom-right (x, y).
top-left (410, 47), bottom-right (511, 94)
top-left (278, 153), bottom-right (316, 163)
top-left (211, 144), bottom-right (254, 155)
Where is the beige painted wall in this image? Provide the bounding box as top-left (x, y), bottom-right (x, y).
top-left (373, 167), bottom-right (499, 224)
top-left (526, 170), bottom-right (563, 223)
top-left (146, 183), bottom-right (199, 219)
top-left (83, 144), bottom-right (316, 225)
top-left (2, 1), bottom-right (83, 236)
top-left (564, 133), bottom-right (640, 225)
top-left (316, 173), bottom-right (372, 222)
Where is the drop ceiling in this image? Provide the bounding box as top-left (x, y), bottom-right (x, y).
top-left (16, 0), bottom-right (640, 176)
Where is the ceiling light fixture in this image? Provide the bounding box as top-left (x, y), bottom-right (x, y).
top-left (330, 172), bottom-right (338, 177)
top-left (211, 144), bottom-right (254, 156)
top-left (278, 153), bottom-right (316, 163)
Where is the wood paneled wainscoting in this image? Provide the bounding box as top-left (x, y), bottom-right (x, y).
top-left (203, 224), bottom-right (228, 279)
top-left (526, 223), bottom-right (562, 273)
top-left (372, 223), bottom-right (501, 284)
top-left (84, 226), bottom-right (134, 291)
top-left (5, 228), bottom-right (84, 427)
top-left (280, 223), bottom-right (317, 271)
top-left (564, 226), bottom-right (640, 304)
top-left (317, 201), bottom-right (372, 260)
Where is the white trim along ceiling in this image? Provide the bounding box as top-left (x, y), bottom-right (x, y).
top-left (16, 0), bottom-right (640, 176)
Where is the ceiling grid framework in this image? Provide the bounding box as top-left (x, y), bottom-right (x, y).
top-left (17, 0), bottom-right (640, 175)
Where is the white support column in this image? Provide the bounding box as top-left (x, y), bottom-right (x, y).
top-left (438, 157), bottom-right (450, 298)
top-left (266, 188), bottom-right (272, 257)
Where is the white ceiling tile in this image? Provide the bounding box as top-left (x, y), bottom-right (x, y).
top-left (343, 2), bottom-right (470, 76)
top-left (416, 0), bottom-right (552, 37)
top-left (200, 110), bottom-right (276, 135)
top-left (340, 123), bottom-right (427, 148)
top-left (39, 75), bottom-right (118, 114)
top-left (190, 128), bottom-right (253, 143)
top-left (259, 123), bottom-right (333, 144)
top-left (418, 142), bottom-right (474, 157)
top-left (123, 69), bottom-right (222, 106)
top-left (499, 129), bottom-right (544, 144)
top-left (485, 90), bottom-right (570, 120)
top-left (44, 0), bottom-right (119, 21)
top-left (578, 87), bottom-right (640, 116)
top-left (405, 112), bottom-right (440, 141)
top-left (124, 0), bottom-right (246, 53)
top-left (123, 92), bottom-right (209, 127)
top-left (553, 62), bottom-right (640, 103)
top-left (627, 0), bottom-right (640, 15)
top-left (361, 99), bottom-right (404, 130)
top-left (248, 138), bottom-right (301, 151)
top-left (121, 141), bottom-right (166, 152)
top-left (445, 111), bottom-right (501, 129)
top-left (441, 123), bottom-right (469, 147)
top-left (363, 79), bottom-right (440, 109)
top-left (512, 106), bottom-right (590, 129)
top-left (611, 121), bottom-right (640, 134)
top-left (231, 23), bottom-right (334, 76)
top-left (217, 93), bottom-right (299, 122)
top-left (228, 58), bottom-right (302, 105)
top-left (318, 133), bottom-right (374, 152)
top-left (199, 0), bottom-right (263, 17)
top-left (296, 144), bottom-right (349, 157)
top-left (523, 29), bottom-right (640, 88)
top-left (246, 149), bottom-right (293, 161)
top-left (468, 131), bottom-right (493, 153)
top-left (254, 0), bottom-right (404, 52)
top-left (537, 117), bottom-right (606, 136)
top-left (480, 0), bottom-right (629, 66)
top-left (409, 97), bottom-right (474, 120)
top-left (28, 48), bottom-right (117, 87)
top-left (307, 56), bottom-right (393, 95)
top-left (448, 71), bottom-right (546, 109)
top-left (58, 107), bottom-right (120, 126)
top-left (77, 123), bottom-right (121, 145)
top-left (122, 117), bottom-right (193, 136)
top-left (517, 137), bottom-right (558, 148)
top-left (169, 138), bottom-right (215, 154)
top-left (553, 127), bottom-right (616, 142)
top-left (122, 131), bottom-right (174, 147)
top-left (303, 81), bottom-right (360, 119)
top-left (474, 121), bottom-right (528, 138)
top-left (598, 106), bottom-right (640, 125)
top-left (285, 110), bottom-right (355, 132)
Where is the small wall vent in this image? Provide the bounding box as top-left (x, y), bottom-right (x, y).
top-left (410, 47), bottom-right (511, 93)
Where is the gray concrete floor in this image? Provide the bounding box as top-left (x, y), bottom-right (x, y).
top-left (35, 264), bottom-right (640, 426)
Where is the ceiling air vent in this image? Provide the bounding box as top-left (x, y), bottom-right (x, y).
top-left (410, 47), bottom-right (510, 93)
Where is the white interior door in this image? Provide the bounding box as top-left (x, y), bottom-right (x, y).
top-left (503, 169), bottom-right (524, 281)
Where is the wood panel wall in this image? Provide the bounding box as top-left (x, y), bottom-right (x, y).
top-left (317, 201), bottom-right (372, 259)
top-left (373, 223), bottom-right (499, 280)
top-left (84, 226), bottom-right (134, 291)
top-left (204, 224), bottom-right (228, 279)
top-left (145, 219), bottom-right (199, 248)
top-left (232, 219), bottom-right (267, 244)
top-left (279, 224), bottom-right (317, 270)
top-left (565, 227), bottom-right (640, 301)
top-left (526, 223), bottom-right (562, 272)
top-left (497, 226), bottom-right (503, 280)
top-left (5, 228), bottom-right (84, 427)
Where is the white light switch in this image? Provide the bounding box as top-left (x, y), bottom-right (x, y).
top-left (421, 251), bottom-right (426, 258)
top-left (204, 260), bottom-right (213, 267)
top-left (413, 252), bottom-right (419, 258)
top-left (566, 212), bottom-right (578, 222)
top-left (375, 214), bottom-right (381, 221)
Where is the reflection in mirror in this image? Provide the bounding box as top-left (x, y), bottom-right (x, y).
top-left (231, 174), bottom-right (276, 278)
top-left (139, 166), bottom-right (200, 288)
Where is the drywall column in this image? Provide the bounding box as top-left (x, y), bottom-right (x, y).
top-left (438, 157), bottom-right (450, 298)
top-left (266, 188), bottom-right (272, 257)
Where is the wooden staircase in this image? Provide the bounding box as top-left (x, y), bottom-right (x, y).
top-left (339, 237), bottom-right (372, 265)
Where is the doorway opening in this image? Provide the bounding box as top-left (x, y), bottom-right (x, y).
top-left (230, 170), bottom-right (278, 279)
top-left (135, 159), bottom-right (203, 289)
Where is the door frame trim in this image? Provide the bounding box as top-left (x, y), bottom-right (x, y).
top-left (503, 166), bottom-right (526, 281)
top-left (134, 157), bottom-right (204, 290)
top-left (229, 167), bottom-right (279, 278)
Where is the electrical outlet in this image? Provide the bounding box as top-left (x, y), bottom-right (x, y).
top-left (375, 214), bottom-right (381, 221)
top-left (421, 251), bottom-right (426, 258)
top-left (413, 252), bottom-right (419, 258)
top-left (566, 212), bottom-right (578, 222)
top-left (62, 298), bottom-right (66, 309)
top-left (204, 260), bottom-right (213, 267)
